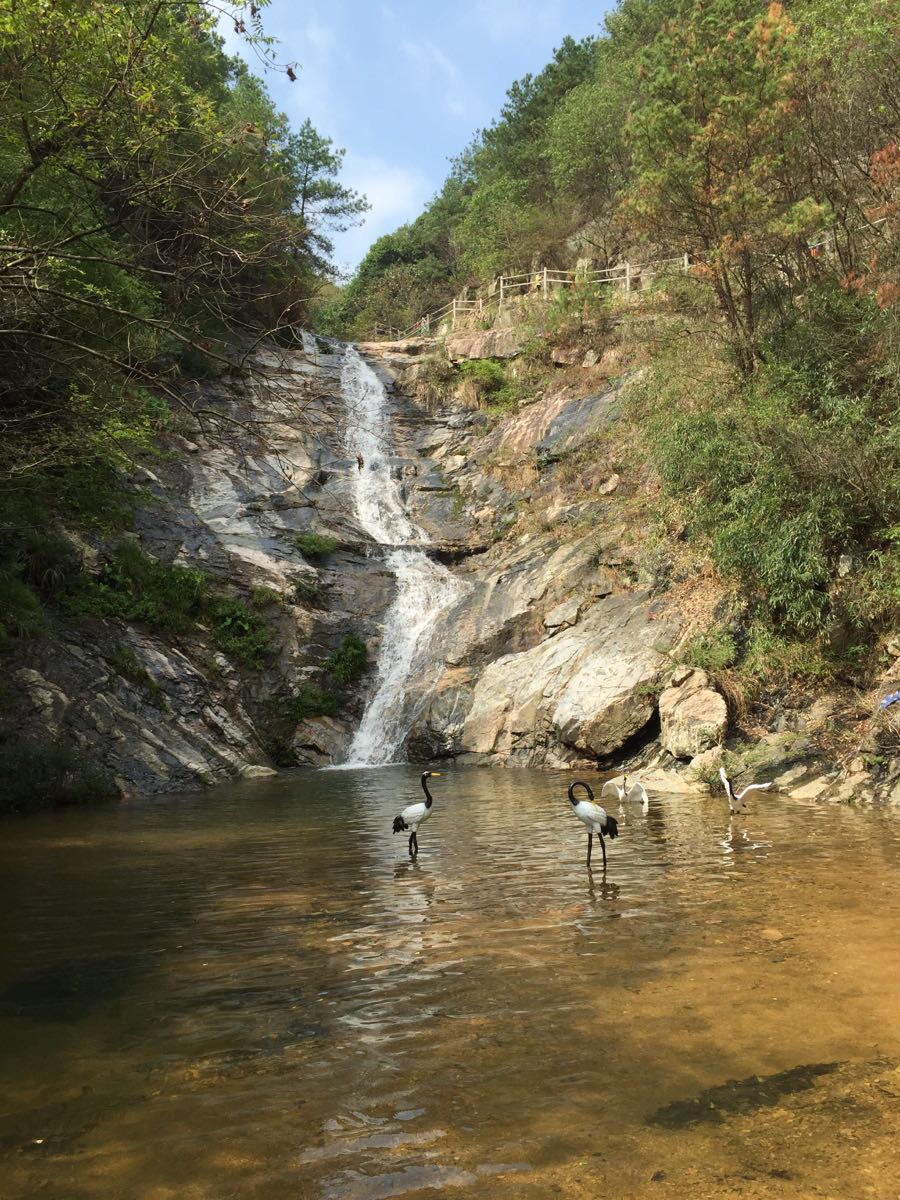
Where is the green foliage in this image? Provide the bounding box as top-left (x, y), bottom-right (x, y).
top-left (293, 532), bottom-right (340, 559)
top-left (289, 685), bottom-right (339, 721)
top-left (0, 1), bottom-right (364, 506)
top-left (107, 644), bottom-right (166, 708)
top-left (459, 359), bottom-right (507, 393)
top-left (263, 732), bottom-right (299, 768)
top-left (207, 597), bottom-right (271, 667)
top-left (68, 542), bottom-right (208, 632)
top-left (0, 570), bottom-right (44, 643)
top-left (0, 738), bottom-right (117, 814)
top-left (292, 576), bottom-right (320, 605)
top-left (633, 281), bottom-right (900, 654)
top-left (323, 635), bottom-right (368, 685)
top-left (64, 543), bottom-right (271, 666)
top-left (540, 281), bottom-right (612, 343)
top-left (330, 37), bottom-right (596, 335)
top-left (285, 119), bottom-right (369, 274)
top-left (680, 628), bottom-right (739, 673)
top-left (251, 586), bottom-right (284, 609)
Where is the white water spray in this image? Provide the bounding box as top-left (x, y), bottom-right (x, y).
top-left (340, 347), bottom-right (463, 766)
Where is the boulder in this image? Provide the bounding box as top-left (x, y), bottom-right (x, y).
top-left (658, 667), bottom-right (728, 759)
top-left (293, 716), bottom-right (351, 767)
top-left (446, 329), bottom-right (525, 361)
top-left (551, 347), bottom-right (582, 366)
top-left (460, 591), bottom-right (676, 765)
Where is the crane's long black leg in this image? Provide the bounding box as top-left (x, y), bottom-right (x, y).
top-left (408, 832), bottom-right (415, 856)
top-left (599, 832), bottom-right (607, 870)
top-left (587, 831), bottom-right (592, 866)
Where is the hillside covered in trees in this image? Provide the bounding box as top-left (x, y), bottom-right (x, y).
top-left (0, 1), bottom-right (364, 649)
top-left (329, 0), bottom-right (900, 703)
top-left (328, 0), bottom-right (898, 346)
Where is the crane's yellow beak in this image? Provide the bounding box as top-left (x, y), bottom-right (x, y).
top-left (431, 772), bottom-right (442, 777)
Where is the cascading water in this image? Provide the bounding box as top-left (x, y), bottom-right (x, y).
top-left (340, 346), bottom-right (464, 766)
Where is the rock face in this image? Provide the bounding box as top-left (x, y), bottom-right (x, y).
top-left (445, 328), bottom-right (526, 361)
top-left (7, 339), bottom-right (406, 794)
top-left (458, 593), bottom-right (677, 766)
top-left (658, 667), bottom-right (728, 759)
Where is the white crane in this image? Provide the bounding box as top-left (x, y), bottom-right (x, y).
top-left (601, 772), bottom-right (649, 813)
top-left (719, 766), bottom-right (772, 814)
top-left (568, 780), bottom-right (619, 868)
top-left (392, 771), bottom-right (441, 855)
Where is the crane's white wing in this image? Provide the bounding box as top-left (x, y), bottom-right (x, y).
top-left (399, 801), bottom-right (428, 824)
top-left (600, 780), bottom-right (622, 801)
top-left (626, 781), bottom-right (649, 809)
top-left (735, 782), bottom-right (772, 803)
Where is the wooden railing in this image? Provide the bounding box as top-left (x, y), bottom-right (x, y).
top-left (384, 254), bottom-right (692, 340)
top-left (373, 219), bottom-right (890, 342)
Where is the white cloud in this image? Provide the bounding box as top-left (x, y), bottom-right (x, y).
top-left (399, 36), bottom-right (469, 119)
top-left (332, 154), bottom-right (433, 272)
top-left (470, 0), bottom-right (566, 43)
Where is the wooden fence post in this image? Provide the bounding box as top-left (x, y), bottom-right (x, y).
top-left (542, 267), bottom-right (548, 299)
top-left (683, 252), bottom-right (690, 273)
top-left (625, 261), bottom-right (632, 293)
top-left (451, 298), bottom-right (457, 329)
top-left (499, 275), bottom-right (505, 303)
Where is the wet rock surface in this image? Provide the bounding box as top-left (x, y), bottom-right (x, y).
top-left (13, 331), bottom-right (900, 795)
top-left (7, 341), bottom-right (403, 793)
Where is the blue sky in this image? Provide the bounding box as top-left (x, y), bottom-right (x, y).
top-left (220, 1), bottom-right (610, 274)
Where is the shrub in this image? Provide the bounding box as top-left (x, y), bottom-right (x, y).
top-left (251, 586), bottom-right (283, 609)
top-left (289, 685), bottom-right (339, 721)
top-left (458, 357), bottom-right (545, 416)
top-left (263, 733), bottom-right (298, 768)
top-left (459, 358), bottom-right (507, 394)
top-left (0, 738), bottom-right (118, 814)
top-left (206, 597), bottom-right (271, 667)
top-left (292, 576), bottom-right (319, 605)
top-left (324, 635), bottom-right (368, 684)
top-left (107, 643), bottom-right (166, 707)
top-left (0, 570), bottom-right (45, 642)
top-left (293, 532), bottom-right (340, 558)
top-left (67, 541), bottom-right (208, 632)
top-left (66, 543), bottom-right (271, 667)
top-left (681, 628), bottom-right (738, 674)
top-left (630, 282), bottom-right (900, 649)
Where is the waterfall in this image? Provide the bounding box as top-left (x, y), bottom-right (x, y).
top-left (340, 346), bottom-right (464, 766)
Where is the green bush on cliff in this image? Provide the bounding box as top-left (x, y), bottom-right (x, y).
top-left (68, 542), bottom-right (208, 632)
top-left (631, 281), bottom-right (900, 673)
top-left (0, 571), bottom-right (45, 643)
top-left (458, 359), bottom-right (529, 414)
top-left (293, 533), bottom-right (341, 559)
top-left (289, 685), bottom-right (339, 721)
top-left (67, 543), bottom-right (272, 667)
top-left (324, 635), bottom-right (369, 684)
top-left (459, 359), bottom-right (507, 393)
top-left (206, 597), bottom-right (272, 667)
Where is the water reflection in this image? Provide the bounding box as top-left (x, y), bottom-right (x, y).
top-left (0, 766), bottom-right (898, 1199)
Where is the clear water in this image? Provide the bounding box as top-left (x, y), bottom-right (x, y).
top-left (340, 349), bottom-right (465, 766)
top-left (1, 769), bottom-right (899, 1199)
